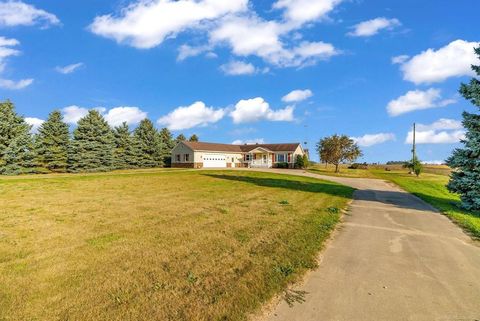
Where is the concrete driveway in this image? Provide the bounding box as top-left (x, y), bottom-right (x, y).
top-left (247, 169), bottom-right (480, 321)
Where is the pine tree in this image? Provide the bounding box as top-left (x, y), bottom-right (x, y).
top-left (132, 118), bottom-right (162, 168)
top-left (158, 127), bottom-right (175, 167)
top-left (0, 100), bottom-right (36, 175)
top-left (35, 110), bottom-right (70, 172)
top-left (189, 134), bottom-right (199, 142)
top-left (68, 110), bottom-right (114, 172)
top-left (112, 122), bottom-right (133, 170)
top-left (176, 134), bottom-right (186, 144)
top-left (446, 46), bottom-right (480, 210)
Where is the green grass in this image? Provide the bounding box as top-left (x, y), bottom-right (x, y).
top-left (373, 171), bottom-right (480, 239)
top-left (0, 169), bottom-right (353, 321)
top-left (308, 164), bottom-right (480, 238)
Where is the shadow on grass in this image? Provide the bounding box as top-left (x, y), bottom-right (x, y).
top-left (203, 173), bottom-right (354, 198)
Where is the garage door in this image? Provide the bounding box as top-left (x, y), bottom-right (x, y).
top-left (203, 154), bottom-right (227, 168)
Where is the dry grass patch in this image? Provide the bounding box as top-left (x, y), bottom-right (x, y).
top-left (0, 170), bottom-right (353, 321)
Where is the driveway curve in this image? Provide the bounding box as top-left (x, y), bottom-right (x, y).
top-left (245, 169), bottom-right (480, 321)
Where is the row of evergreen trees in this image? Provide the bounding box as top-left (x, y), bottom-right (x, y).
top-left (0, 100), bottom-right (198, 175)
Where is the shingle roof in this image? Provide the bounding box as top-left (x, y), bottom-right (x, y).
top-left (182, 141), bottom-right (301, 153)
top-left (182, 141), bottom-right (243, 152)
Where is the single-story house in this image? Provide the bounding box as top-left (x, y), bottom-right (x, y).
top-left (171, 141), bottom-right (306, 169)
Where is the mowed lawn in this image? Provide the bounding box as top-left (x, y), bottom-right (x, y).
top-left (309, 164), bottom-right (480, 239)
top-left (373, 171), bottom-right (480, 239)
top-left (0, 170), bottom-right (353, 321)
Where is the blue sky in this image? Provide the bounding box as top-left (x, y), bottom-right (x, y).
top-left (0, 0), bottom-right (479, 163)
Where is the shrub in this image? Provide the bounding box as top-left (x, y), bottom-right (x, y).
top-left (348, 162), bottom-right (368, 169)
top-left (294, 155), bottom-right (305, 169)
top-left (275, 162), bottom-right (289, 169)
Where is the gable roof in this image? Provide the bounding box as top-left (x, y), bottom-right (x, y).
top-left (182, 141), bottom-right (301, 153)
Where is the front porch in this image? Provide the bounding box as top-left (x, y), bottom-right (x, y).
top-left (243, 147), bottom-right (292, 168)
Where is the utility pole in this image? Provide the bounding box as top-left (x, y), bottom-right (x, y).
top-left (412, 123), bottom-right (416, 162)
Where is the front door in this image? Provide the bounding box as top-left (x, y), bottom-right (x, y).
top-left (262, 154), bottom-right (267, 163)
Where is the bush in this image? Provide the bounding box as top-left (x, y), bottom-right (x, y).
top-left (275, 162), bottom-right (289, 169)
top-left (348, 162), bottom-right (368, 169)
top-left (294, 155), bottom-right (305, 169)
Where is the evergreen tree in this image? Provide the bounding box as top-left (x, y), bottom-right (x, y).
top-left (175, 133), bottom-right (186, 143)
top-left (112, 122), bottom-right (133, 170)
top-left (132, 118), bottom-right (163, 168)
top-left (0, 100), bottom-right (36, 175)
top-left (189, 134), bottom-right (199, 142)
top-left (158, 127), bottom-right (175, 167)
top-left (35, 110), bottom-right (70, 172)
top-left (68, 110), bottom-right (114, 172)
top-left (446, 46), bottom-right (480, 210)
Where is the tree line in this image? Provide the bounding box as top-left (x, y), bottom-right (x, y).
top-left (0, 100), bottom-right (198, 175)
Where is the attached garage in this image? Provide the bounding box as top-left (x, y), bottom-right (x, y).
top-left (203, 154), bottom-right (227, 168)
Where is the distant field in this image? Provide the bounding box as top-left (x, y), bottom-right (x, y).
top-left (309, 164), bottom-right (480, 238)
top-left (0, 170), bottom-right (353, 321)
top-left (309, 163), bottom-right (452, 178)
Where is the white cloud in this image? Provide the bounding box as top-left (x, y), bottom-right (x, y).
top-left (0, 36), bottom-right (20, 70)
top-left (0, 78), bottom-right (33, 90)
top-left (55, 62), bottom-right (84, 74)
top-left (89, 0), bottom-right (341, 69)
top-left (157, 101), bottom-right (225, 130)
top-left (0, 1), bottom-right (60, 27)
top-left (282, 89), bottom-right (313, 103)
top-left (230, 97), bottom-right (295, 123)
top-left (62, 105), bottom-right (89, 124)
top-left (387, 88), bottom-right (455, 116)
top-left (0, 36), bottom-right (34, 90)
top-left (210, 14), bottom-right (340, 67)
top-left (104, 107), bottom-right (147, 127)
top-left (62, 105), bottom-right (148, 126)
top-left (351, 133), bottom-right (395, 147)
top-left (391, 55), bottom-right (409, 64)
top-left (348, 17), bottom-right (400, 37)
top-left (177, 44), bottom-right (212, 61)
top-left (89, 0), bottom-right (248, 49)
top-left (416, 118), bottom-right (463, 131)
top-left (25, 117), bottom-right (44, 133)
top-left (273, 0), bottom-right (342, 26)
top-left (405, 129), bottom-right (465, 144)
top-left (232, 138), bottom-right (265, 145)
top-left (220, 60), bottom-right (257, 75)
top-left (405, 119), bottom-right (465, 144)
top-left (399, 40), bottom-right (480, 84)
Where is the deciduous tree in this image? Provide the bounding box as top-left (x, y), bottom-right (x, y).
top-left (316, 134), bottom-right (362, 173)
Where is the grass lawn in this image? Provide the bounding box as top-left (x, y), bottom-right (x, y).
top-left (309, 164), bottom-right (480, 238)
top-left (373, 171), bottom-right (480, 239)
top-left (0, 170), bottom-right (353, 321)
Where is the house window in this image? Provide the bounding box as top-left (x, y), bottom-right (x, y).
top-left (232, 157), bottom-right (234, 162)
top-left (276, 154), bottom-right (286, 162)
top-left (176, 154), bottom-right (181, 162)
top-left (245, 154), bottom-right (251, 161)
top-left (184, 154), bottom-right (190, 162)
